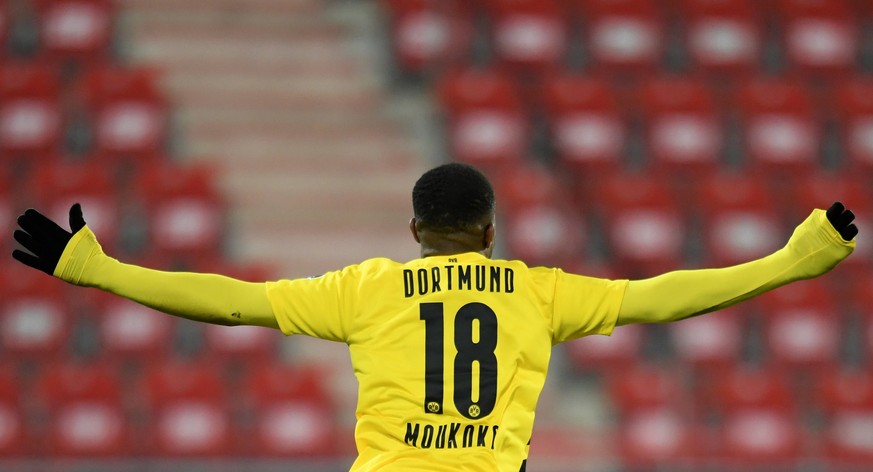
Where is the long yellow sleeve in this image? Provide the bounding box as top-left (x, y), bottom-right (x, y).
top-left (617, 208), bottom-right (855, 325)
top-left (54, 225), bottom-right (278, 329)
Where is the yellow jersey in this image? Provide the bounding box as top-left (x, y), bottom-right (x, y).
top-left (266, 252), bottom-right (628, 471)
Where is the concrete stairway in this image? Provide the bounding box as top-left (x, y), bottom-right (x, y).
top-left (116, 0), bottom-right (431, 278)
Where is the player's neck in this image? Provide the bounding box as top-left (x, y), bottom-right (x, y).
top-left (419, 233), bottom-right (488, 259)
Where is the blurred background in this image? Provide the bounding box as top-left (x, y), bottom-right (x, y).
top-left (1, 0), bottom-right (873, 470)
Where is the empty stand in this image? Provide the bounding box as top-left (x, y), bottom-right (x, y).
top-left (637, 75), bottom-right (723, 174)
top-left (667, 305), bottom-right (748, 372)
top-left (733, 76), bottom-right (821, 173)
top-left (577, 0), bottom-right (665, 74)
top-left (33, 360), bottom-right (131, 456)
top-left (436, 67), bottom-right (529, 170)
top-left (137, 360), bottom-right (234, 456)
top-left (239, 362), bottom-right (337, 456)
top-left (382, 0), bottom-right (473, 75)
top-left (0, 62), bottom-right (63, 158)
top-left (565, 323), bottom-right (645, 373)
top-left (677, 0), bottom-right (763, 78)
top-left (95, 296), bottom-right (176, 362)
top-left (692, 171), bottom-right (784, 266)
top-left (774, 0), bottom-right (857, 78)
top-left (24, 160), bottom-right (121, 251)
top-left (75, 66), bottom-right (168, 159)
top-left (482, 0), bottom-right (569, 76)
top-left (493, 164), bottom-right (585, 266)
top-left (0, 363), bottom-right (27, 457)
top-left (132, 162), bottom-right (225, 265)
top-left (33, 0), bottom-right (115, 68)
top-left (831, 77), bottom-right (873, 174)
top-left (591, 170), bottom-right (686, 276)
top-left (540, 73), bottom-right (627, 174)
top-left (617, 406), bottom-right (701, 469)
top-left (757, 279), bottom-right (844, 373)
top-left (0, 266), bottom-right (71, 360)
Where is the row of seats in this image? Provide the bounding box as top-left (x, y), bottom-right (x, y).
top-left (609, 372), bottom-right (873, 468)
top-left (0, 260), bottom-right (274, 362)
top-left (2, 157), bottom-right (227, 264)
top-left (383, 0), bottom-right (871, 79)
top-left (433, 68), bottom-right (873, 175)
top-left (565, 276), bottom-right (873, 376)
top-left (0, 358), bottom-right (343, 457)
top-left (0, 63), bottom-right (168, 160)
top-left (489, 163), bottom-right (871, 273)
top-left (0, 0), bottom-right (116, 67)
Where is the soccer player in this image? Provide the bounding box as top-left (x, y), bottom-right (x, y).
top-left (12, 163), bottom-right (857, 471)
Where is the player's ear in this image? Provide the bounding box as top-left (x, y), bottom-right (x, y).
top-left (483, 223), bottom-right (495, 250)
top-left (409, 218), bottom-right (421, 243)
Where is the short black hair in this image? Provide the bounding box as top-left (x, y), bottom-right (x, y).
top-left (412, 163), bottom-right (495, 231)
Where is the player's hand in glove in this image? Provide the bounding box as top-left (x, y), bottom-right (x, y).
top-left (826, 201), bottom-right (858, 241)
top-left (12, 203), bottom-right (86, 275)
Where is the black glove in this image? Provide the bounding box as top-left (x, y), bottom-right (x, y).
top-left (12, 203), bottom-right (86, 275)
top-left (826, 201), bottom-right (858, 241)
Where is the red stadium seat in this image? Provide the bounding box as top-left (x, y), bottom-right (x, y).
top-left (0, 173), bottom-right (13, 258)
top-left (133, 163), bottom-right (225, 263)
top-left (702, 366), bottom-right (806, 466)
top-left (240, 363), bottom-right (338, 457)
top-left (757, 279), bottom-right (843, 373)
top-left (495, 165), bottom-right (584, 266)
top-left (667, 305), bottom-right (748, 372)
top-left (733, 76), bottom-right (821, 173)
top-left (821, 407), bottom-right (873, 466)
top-left (492, 162), bottom-right (568, 213)
top-left (832, 77), bottom-right (873, 174)
top-left (564, 323), bottom-right (645, 372)
top-left (436, 67), bottom-right (529, 170)
top-left (617, 407), bottom-right (702, 469)
top-left (606, 364), bottom-right (691, 412)
top-left (677, 0), bottom-right (763, 78)
top-left (76, 66), bottom-right (169, 158)
top-left (692, 171), bottom-right (784, 267)
top-left (773, 0), bottom-right (857, 78)
top-left (33, 0), bottom-right (115, 67)
top-left (95, 296), bottom-right (176, 362)
top-left (0, 63), bottom-right (63, 158)
top-left (815, 370), bottom-right (873, 464)
top-left (203, 324), bottom-right (279, 364)
top-left (700, 364), bottom-right (795, 416)
top-left (637, 76), bottom-right (723, 175)
top-left (482, 0), bottom-right (569, 75)
top-left (138, 360), bottom-right (234, 456)
top-left (0, 364), bottom-right (28, 456)
top-left (577, 0), bottom-right (665, 74)
top-left (24, 161), bottom-right (121, 252)
top-left (711, 406), bottom-right (805, 468)
top-left (0, 2), bottom-right (10, 61)
top-left (813, 369), bottom-right (873, 416)
top-left (0, 267), bottom-right (70, 359)
top-left (381, 0), bottom-right (473, 75)
top-left (539, 74), bottom-right (627, 174)
top-left (503, 201), bottom-right (585, 267)
top-left (33, 360), bottom-right (131, 456)
top-left (591, 171), bottom-right (686, 276)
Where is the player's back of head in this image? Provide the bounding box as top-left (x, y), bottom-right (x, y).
top-left (412, 163), bottom-right (495, 232)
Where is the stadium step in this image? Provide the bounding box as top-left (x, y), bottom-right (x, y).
top-left (118, 0), bottom-right (428, 279)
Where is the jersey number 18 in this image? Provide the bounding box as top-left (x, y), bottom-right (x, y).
top-left (420, 302), bottom-right (498, 419)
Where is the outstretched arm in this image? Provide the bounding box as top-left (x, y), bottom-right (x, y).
top-left (616, 202), bottom-right (857, 326)
top-left (13, 204), bottom-right (278, 329)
